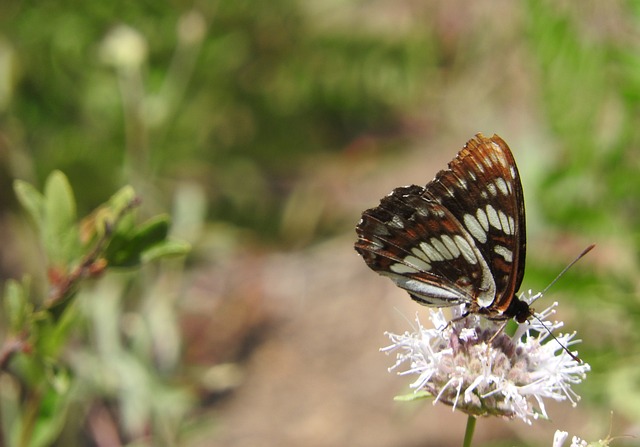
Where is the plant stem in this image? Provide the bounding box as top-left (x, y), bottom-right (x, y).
top-left (463, 415), bottom-right (476, 447)
top-left (20, 390), bottom-right (42, 447)
top-left (45, 196), bottom-right (141, 309)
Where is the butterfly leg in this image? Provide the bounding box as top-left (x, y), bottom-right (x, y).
top-left (438, 308), bottom-right (470, 331)
top-left (487, 321), bottom-right (509, 344)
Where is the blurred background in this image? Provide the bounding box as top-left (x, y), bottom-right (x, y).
top-left (0, 1), bottom-right (639, 446)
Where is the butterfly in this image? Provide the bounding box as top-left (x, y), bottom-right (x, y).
top-left (354, 133), bottom-right (534, 323)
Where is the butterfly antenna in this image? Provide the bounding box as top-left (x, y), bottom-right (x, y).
top-left (530, 313), bottom-right (581, 362)
top-left (530, 244), bottom-right (595, 363)
top-left (541, 244), bottom-right (595, 296)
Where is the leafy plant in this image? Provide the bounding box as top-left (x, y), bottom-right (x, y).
top-left (1, 171), bottom-right (190, 446)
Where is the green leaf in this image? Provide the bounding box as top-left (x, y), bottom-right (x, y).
top-left (79, 186), bottom-right (138, 245)
top-left (28, 385), bottom-right (71, 447)
top-left (42, 171), bottom-right (80, 265)
top-left (0, 375), bottom-right (20, 447)
top-left (29, 304), bottom-right (77, 360)
top-left (13, 180), bottom-right (45, 229)
top-left (393, 390), bottom-right (433, 402)
top-left (3, 279), bottom-right (30, 332)
top-left (105, 215), bottom-right (171, 267)
top-left (108, 185), bottom-right (137, 213)
top-left (132, 215), bottom-right (170, 248)
top-left (96, 185), bottom-right (138, 237)
top-left (141, 240), bottom-right (191, 263)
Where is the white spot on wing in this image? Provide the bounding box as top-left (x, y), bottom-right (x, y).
top-left (389, 215), bottom-right (404, 229)
top-left (495, 178), bottom-right (509, 196)
top-left (373, 227), bottom-right (391, 237)
top-left (487, 183), bottom-right (497, 196)
top-left (498, 210), bottom-right (512, 235)
top-left (414, 205), bottom-right (429, 217)
top-left (494, 245), bottom-right (513, 263)
top-left (404, 255), bottom-right (431, 272)
top-left (420, 241), bottom-right (443, 261)
top-left (411, 247), bottom-right (430, 262)
top-left (463, 214), bottom-right (487, 243)
top-left (390, 263), bottom-right (419, 274)
top-left (392, 277), bottom-right (462, 303)
top-left (430, 237), bottom-right (454, 259)
top-left (443, 184), bottom-right (455, 197)
top-left (485, 204), bottom-right (502, 230)
top-left (453, 235), bottom-right (477, 265)
top-left (476, 208), bottom-right (489, 231)
top-left (441, 235), bottom-right (460, 257)
top-left (488, 146), bottom-right (500, 165)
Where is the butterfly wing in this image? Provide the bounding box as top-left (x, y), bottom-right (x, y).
top-left (355, 185), bottom-right (493, 308)
top-left (424, 134), bottom-right (526, 314)
top-left (354, 134), bottom-right (526, 318)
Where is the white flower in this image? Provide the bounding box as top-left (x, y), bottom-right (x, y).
top-left (570, 437), bottom-right (588, 447)
top-left (381, 291), bottom-right (590, 424)
top-left (553, 430), bottom-right (590, 447)
top-left (100, 25), bottom-right (148, 70)
top-left (553, 431), bottom-right (570, 447)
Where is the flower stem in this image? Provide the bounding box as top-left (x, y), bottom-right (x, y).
top-left (462, 415), bottom-right (476, 447)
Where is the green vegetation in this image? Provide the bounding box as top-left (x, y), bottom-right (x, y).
top-left (0, 1), bottom-right (638, 446)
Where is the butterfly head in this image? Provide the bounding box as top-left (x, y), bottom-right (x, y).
top-left (504, 296), bottom-right (534, 323)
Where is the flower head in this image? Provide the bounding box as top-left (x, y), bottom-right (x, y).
top-left (382, 291), bottom-right (590, 424)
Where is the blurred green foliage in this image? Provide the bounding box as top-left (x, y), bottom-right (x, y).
top-left (525, 0), bottom-right (640, 426)
top-left (3, 171), bottom-right (189, 446)
top-left (1, 2), bottom-right (441, 444)
top-left (0, 0), bottom-right (639, 445)
top-left (1, 0), bottom-right (436, 242)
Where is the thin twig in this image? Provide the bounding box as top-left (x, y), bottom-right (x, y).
top-left (45, 197), bottom-right (141, 308)
top-left (0, 334), bottom-right (29, 371)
